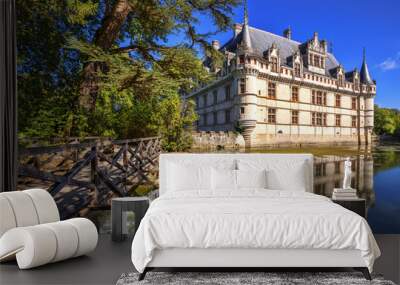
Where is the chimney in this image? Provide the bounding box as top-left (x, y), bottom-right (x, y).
top-left (212, 40), bottom-right (220, 50)
top-left (233, 23), bottom-right (242, 38)
top-left (283, 27), bottom-right (292, 40)
top-left (313, 32), bottom-right (318, 42)
top-left (321, 40), bottom-right (327, 52)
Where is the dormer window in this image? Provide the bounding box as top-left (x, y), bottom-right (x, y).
top-left (271, 57), bottom-right (278, 73)
top-left (354, 78), bottom-right (359, 91)
top-left (294, 63), bottom-right (301, 77)
top-left (308, 52), bottom-right (325, 69)
top-left (338, 74), bottom-right (344, 86)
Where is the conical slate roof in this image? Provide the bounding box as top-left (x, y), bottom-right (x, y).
top-left (360, 49), bottom-right (374, 85)
top-left (242, 2), bottom-right (252, 50)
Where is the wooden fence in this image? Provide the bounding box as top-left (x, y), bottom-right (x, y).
top-left (18, 137), bottom-right (162, 219)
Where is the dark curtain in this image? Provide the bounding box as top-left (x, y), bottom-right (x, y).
top-left (0, 0), bottom-right (17, 192)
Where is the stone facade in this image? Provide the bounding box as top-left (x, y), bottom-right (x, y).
top-left (185, 13), bottom-right (376, 148)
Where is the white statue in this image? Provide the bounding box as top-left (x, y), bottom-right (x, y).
top-left (342, 157), bottom-right (352, 190)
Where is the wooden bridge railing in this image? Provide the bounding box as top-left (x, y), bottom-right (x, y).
top-left (18, 137), bottom-right (162, 219)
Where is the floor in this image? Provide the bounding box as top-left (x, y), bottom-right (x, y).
top-left (0, 234), bottom-right (399, 285)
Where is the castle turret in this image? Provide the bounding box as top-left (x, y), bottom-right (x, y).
top-left (360, 49), bottom-right (375, 145)
top-left (236, 0), bottom-right (257, 147)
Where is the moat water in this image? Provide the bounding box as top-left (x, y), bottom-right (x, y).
top-left (243, 142), bottom-right (400, 234)
top-left (91, 142), bottom-right (400, 235)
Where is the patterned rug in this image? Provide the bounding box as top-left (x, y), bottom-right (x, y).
top-left (116, 271), bottom-right (396, 285)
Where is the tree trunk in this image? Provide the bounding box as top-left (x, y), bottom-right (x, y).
top-left (79, 0), bottom-right (132, 111)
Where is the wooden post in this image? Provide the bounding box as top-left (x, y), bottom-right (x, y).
top-left (90, 145), bottom-right (98, 184)
top-left (123, 143), bottom-right (128, 194)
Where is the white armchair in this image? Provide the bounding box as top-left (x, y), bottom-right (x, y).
top-left (0, 189), bottom-right (98, 269)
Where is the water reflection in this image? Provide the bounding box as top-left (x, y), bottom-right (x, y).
top-left (313, 155), bottom-right (374, 206)
top-left (247, 143), bottom-right (400, 234)
top-left (89, 143), bottom-right (400, 234)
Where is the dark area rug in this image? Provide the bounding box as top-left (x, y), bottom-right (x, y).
top-left (116, 271), bottom-right (396, 285)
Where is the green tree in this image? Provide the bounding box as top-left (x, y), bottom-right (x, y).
top-left (374, 105), bottom-right (400, 136)
top-left (17, 0), bottom-right (242, 150)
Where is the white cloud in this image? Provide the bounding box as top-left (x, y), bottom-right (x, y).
top-left (378, 52), bottom-right (400, 71)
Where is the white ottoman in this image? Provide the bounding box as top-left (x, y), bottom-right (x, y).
top-left (0, 189), bottom-right (98, 269)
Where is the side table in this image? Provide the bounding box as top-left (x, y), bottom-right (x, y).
top-left (332, 198), bottom-right (366, 218)
top-left (111, 197), bottom-right (149, 242)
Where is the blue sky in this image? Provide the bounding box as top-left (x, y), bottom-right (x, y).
top-left (189, 0), bottom-right (400, 109)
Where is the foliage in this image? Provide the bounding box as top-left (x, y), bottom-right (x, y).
top-left (374, 105), bottom-right (400, 137)
top-left (17, 0), bottom-right (241, 150)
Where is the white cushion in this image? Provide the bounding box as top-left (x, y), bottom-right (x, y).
top-left (0, 191), bottom-right (39, 227)
top-left (0, 189), bottom-right (98, 269)
top-left (159, 154), bottom-right (313, 195)
top-left (167, 162), bottom-right (212, 191)
top-left (24, 189), bottom-right (60, 223)
top-left (0, 196), bottom-right (17, 237)
top-left (236, 169), bottom-right (268, 189)
top-left (212, 168), bottom-right (237, 191)
top-left (237, 159), bottom-right (307, 191)
top-left (266, 161), bottom-right (306, 191)
top-left (0, 219), bottom-right (98, 269)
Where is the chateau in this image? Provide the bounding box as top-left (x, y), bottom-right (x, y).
top-left (186, 10), bottom-right (376, 147)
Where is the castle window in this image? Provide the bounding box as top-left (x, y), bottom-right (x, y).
top-left (352, 116), bottom-right (357, 127)
top-left (271, 57), bottom-right (278, 72)
top-left (291, 110), bottom-right (299, 124)
top-left (316, 91), bottom-right (322, 105)
top-left (338, 74), bottom-right (344, 86)
top-left (351, 97), bottom-right (357, 110)
top-left (291, 86), bottom-right (299, 102)
top-left (240, 107), bottom-right (245, 114)
top-left (239, 55), bottom-right (245, 64)
top-left (268, 82), bottom-right (276, 99)
top-left (313, 54), bottom-right (320, 67)
top-left (268, 108), bottom-right (276, 123)
top-left (261, 63), bottom-right (264, 69)
top-left (315, 163), bottom-right (326, 177)
top-left (334, 161), bottom-right (341, 174)
top-left (213, 112), bottom-right (218, 125)
top-left (323, 92), bottom-right (327, 106)
top-left (354, 79), bottom-right (359, 91)
top-left (335, 94), bottom-right (341, 107)
top-left (213, 90), bottom-right (218, 104)
top-left (225, 109), bottom-right (231, 123)
top-left (225, 85), bottom-right (231, 100)
top-left (294, 63), bottom-right (301, 77)
top-left (316, 112), bottom-right (323, 126)
top-left (312, 112), bottom-right (325, 126)
top-left (335, 114), bottom-right (341, 126)
top-left (240, 78), bottom-right (246, 93)
top-left (323, 113), bottom-right (327, 126)
top-left (246, 57), bottom-right (251, 64)
top-left (311, 90), bottom-right (316, 104)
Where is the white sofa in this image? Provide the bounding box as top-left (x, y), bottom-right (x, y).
top-left (0, 189), bottom-right (98, 269)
